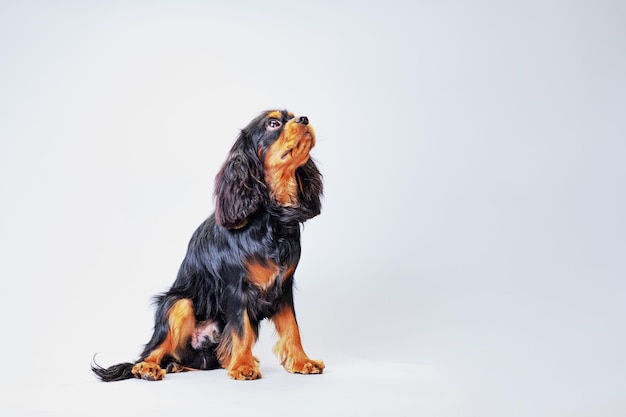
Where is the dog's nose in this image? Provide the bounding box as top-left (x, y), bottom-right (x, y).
top-left (297, 116), bottom-right (309, 125)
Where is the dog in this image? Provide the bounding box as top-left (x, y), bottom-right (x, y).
top-left (92, 110), bottom-right (324, 381)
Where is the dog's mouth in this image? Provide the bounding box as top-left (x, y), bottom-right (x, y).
top-left (281, 149), bottom-right (293, 160)
top-left (280, 130), bottom-right (314, 161)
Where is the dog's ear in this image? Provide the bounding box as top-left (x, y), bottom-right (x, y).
top-left (296, 158), bottom-right (323, 220)
top-left (214, 139), bottom-right (266, 229)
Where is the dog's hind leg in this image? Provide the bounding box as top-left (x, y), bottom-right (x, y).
top-left (133, 298), bottom-right (196, 381)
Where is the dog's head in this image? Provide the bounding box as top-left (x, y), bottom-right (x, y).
top-left (214, 110), bottom-right (323, 229)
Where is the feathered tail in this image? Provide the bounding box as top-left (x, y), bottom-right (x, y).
top-left (91, 359), bottom-right (136, 382)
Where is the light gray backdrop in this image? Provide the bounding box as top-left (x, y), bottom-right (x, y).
top-left (1, 1), bottom-right (624, 416)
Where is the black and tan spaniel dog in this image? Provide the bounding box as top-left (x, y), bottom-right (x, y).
top-left (92, 110), bottom-right (324, 381)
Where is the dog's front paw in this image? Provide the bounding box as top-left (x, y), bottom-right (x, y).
top-left (131, 361), bottom-right (166, 381)
top-left (285, 358), bottom-right (325, 375)
top-left (227, 361), bottom-right (261, 380)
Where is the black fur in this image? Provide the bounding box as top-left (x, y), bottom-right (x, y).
top-left (92, 110), bottom-right (322, 381)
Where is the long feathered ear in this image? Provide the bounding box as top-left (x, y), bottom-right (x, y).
top-left (296, 158), bottom-right (323, 220)
top-left (214, 143), bottom-right (266, 229)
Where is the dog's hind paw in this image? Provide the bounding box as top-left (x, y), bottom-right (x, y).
top-left (131, 361), bottom-right (166, 381)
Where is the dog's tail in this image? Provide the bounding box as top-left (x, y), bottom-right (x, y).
top-left (91, 357), bottom-right (135, 382)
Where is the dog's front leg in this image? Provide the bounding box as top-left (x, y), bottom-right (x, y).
top-left (218, 309), bottom-right (261, 380)
top-left (272, 304), bottom-right (324, 375)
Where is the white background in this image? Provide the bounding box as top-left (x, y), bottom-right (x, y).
top-left (1, 1), bottom-right (625, 416)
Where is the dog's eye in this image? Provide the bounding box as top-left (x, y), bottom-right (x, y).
top-left (267, 119), bottom-right (282, 130)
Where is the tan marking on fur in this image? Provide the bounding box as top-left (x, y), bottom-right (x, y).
top-left (284, 263), bottom-right (296, 281)
top-left (139, 298), bottom-right (196, 379)
top-left (267, 110), bottom-right (283, 120)
top-left (246, 259), bottom-right (280, 290)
